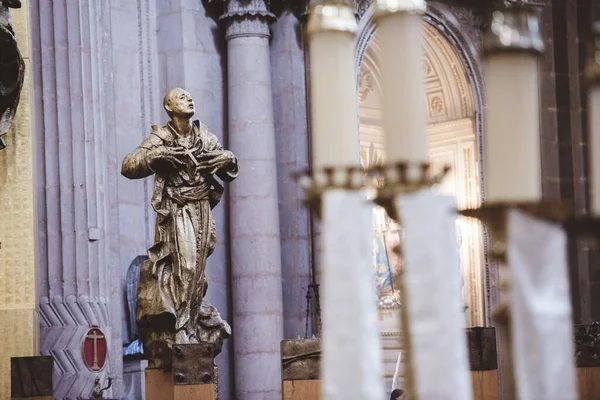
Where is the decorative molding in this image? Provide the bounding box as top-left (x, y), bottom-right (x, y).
top-left (30, 0), bottom-right (121, 397)
top-left (39, 296), bottom-right (111, 398)
top-left (221, 0), bottom-right (276, 40)
top-left (575, 322), bottom-right (600, 367)
top-left (357, 68), bottom-right (374, 103)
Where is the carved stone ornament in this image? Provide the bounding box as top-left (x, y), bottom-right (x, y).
top-left (121, 88), bottom-right (239, 369)
top-left (220, 0), bottom-right (276, 39)
top-left (0, 0), bottom-right (25, 150)
top-left (357, 68), bottom-right (374, 102)
top-left (281, 339), bottom-right (322, 381)
top-left (575, 322), bottom-right (600, 367)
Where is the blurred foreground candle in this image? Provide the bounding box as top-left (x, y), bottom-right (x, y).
top-left (307, 1), bottom-right (360, 169)
top-left (587, 23), bottom-right (600, 214)
top-left (483, 7), bottom-right (544, 202)
top-left (306, 3), bottom-right (384, 400)
top-left (374, 0), bottom-right (428, 165)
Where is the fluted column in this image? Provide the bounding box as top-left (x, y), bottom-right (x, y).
top-left (222, 1), bottom-right (284, 398)
top-left (30, 1), bottom-right (121, 398)
top-left (270, 3), bottom-right (312, 338)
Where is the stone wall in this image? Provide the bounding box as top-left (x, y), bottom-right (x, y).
top-left (0, 2), bottom-right (36, 399)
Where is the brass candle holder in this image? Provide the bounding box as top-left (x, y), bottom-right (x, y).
top-left (368, 161), bottom-right (450, 400)
top-left (459, 201), bottom-right (571, 400)
top-left (295, 165), bottom-right (367, 219)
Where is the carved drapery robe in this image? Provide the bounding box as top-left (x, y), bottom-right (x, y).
top-left (122, 120), bottom-right (238, 366)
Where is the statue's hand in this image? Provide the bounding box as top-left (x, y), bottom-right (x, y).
top-left (147, 147), bottom-right (187, 171)
top-left (198, 150), bottom-right (235, 173)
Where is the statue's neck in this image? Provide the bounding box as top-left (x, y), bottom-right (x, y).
top-left (169, 117), bottom-right (192, 138)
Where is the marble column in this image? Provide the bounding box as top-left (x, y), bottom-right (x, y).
top-left (223, 1), bottom-right (285, 398)
top-left (30, 0), bottom-right (122, 398)
top-left (270, 4), bottom-right (312, 339)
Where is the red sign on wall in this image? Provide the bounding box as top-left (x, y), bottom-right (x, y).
top-left (83, 327), bottom-right (107, 372)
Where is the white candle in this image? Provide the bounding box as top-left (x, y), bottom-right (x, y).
top-left (590, 85), bottom-right (600, 214)
top-left (484, 53), bottom-right (541, 202)
top-left (307, 4), bottom-right (360, 170)
top-left (375, 3), bottom-right (428, 164)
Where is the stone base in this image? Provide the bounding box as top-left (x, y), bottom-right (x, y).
top-left (10, 356), bottom-right (53, 400)
top-left (146, 343), bottom-right (218, 400)
top-left (578, 367), bottom-right (600, 398)
top-left (282, 380), bottom-right (320, 400)
top-left (471, 370), bottom-right (499, 400)
top-left (146, 369), bottom-right (216, 400)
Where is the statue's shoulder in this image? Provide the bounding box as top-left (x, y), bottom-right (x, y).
top-left (145, 124), bottom-right (175, 145)
top-left (137, 125), bottom-right (172, 149)
top-left (194, 120), bottom-right (220, 143)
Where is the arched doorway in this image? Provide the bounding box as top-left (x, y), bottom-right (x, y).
top-left (355, 7), bottom-right (486, 390)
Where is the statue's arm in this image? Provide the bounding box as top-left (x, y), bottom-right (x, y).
top-left (121, 135), bottom-right (162, 179)
top-left (209, 133), bottom-right (239, 182)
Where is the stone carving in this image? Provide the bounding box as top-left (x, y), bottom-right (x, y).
top-left (356, 0), bottom-right (370, 17)
top-left (358, 68), bottom-right (374, 102)
top-left (446, 4), bottom-right (485, 53)
top-left (121, 88), bottom-right (239, 369)
top-left (575, 322), bottom-right (600, 367)
top-left (0, 0), bottom-right (24, 150)
top-left (220, 0), bottom-right (275, 39)
top-left (431, 96), bottom-right (444, 114)
top-left (281, 339), bottom-right (321, 381)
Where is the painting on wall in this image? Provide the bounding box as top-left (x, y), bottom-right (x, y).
top-left (372, 206), bottom-right (402, 299)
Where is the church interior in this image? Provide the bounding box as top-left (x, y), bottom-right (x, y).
top-left (1, 0), bottom-right (600, 399)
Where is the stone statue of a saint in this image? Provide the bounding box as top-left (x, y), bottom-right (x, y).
top-left (121, 88), bottom-right (239, 368)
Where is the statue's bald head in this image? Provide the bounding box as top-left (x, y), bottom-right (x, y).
top-left (163, 88), bottom-right (195, 119)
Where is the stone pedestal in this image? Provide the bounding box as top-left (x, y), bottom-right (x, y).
top-left (146, 370), bottom-right (217, 400)
top-left (146, 344), bottom-right (218, 400)
top-left (281, 339), bottom-right (321, 400)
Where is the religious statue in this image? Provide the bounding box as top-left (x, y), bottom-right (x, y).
top-left (0, 0), bottom-right (25, 149)
top-left (121, 88), bottom-right (239, 368)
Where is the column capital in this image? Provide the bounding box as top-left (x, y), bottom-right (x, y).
top-left (221, 0), bottom-right (276, 40)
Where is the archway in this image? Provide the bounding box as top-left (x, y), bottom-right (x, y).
top-left (355, 7), bottom-right (486, 390)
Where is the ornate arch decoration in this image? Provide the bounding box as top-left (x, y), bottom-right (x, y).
top-left (354, 2), bottom-right (484, 125)
top-left (354, 2), bottom-right (495, 324)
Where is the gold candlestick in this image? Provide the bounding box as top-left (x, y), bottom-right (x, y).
top-left (369, 162), bottom-right (450, 400)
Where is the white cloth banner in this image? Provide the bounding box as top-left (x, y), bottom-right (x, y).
top-left (321, 189), bottom-right (384, 400)
top-left (396, 190), bottom-right (472, 399)
top-left (508, 209), bottom-right (577, 400)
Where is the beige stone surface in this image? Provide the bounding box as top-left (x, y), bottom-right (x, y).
top-left (0, 1), bottom-right (37, 398)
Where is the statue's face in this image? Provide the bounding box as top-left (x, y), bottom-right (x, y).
top-left (165, 89), bottom-right (195, 118)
